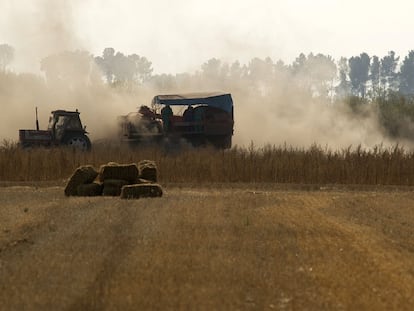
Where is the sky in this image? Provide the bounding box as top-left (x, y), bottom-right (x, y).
top-left (1, 0), bottom-right (414, 74)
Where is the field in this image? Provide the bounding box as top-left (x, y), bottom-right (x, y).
top-left (1, 143), bottom-right (414, 310)
top-left (1, 184), bottom-right (414, 310)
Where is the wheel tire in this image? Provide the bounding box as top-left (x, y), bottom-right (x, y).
top-left (208, 135), bottom-right (232, 149)
top-left (222, 135), bottom-right (232, 149)
top-left (64, 135), bottom-right (91, 151)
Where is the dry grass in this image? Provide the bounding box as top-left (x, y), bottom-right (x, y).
top-left (2, 186), bottom-right (414, 310)
top-left (1, 140), bottom-right (414, 185)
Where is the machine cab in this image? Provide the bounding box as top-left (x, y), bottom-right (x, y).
top-left (48, 110), bottom-right (85, 140)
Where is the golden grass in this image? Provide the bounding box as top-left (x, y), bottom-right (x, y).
top-left (2, 186), bottom-right (414, 309)
top-left (1, 140), bottom-right (414, 185)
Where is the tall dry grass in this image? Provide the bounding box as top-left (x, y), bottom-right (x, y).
top-left (1, 140), bottom-right (414, 185)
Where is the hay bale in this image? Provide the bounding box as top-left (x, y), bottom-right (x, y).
top-left (77, 182), bottom-right (103, 196)
top-left (120, 184), bottom-right (163, 199)
top-left (102, 179), bottom-right (129, 196)
top-left (99, 163), bottom-right (139, 183)
top-left (138, 160), bottom-right (158, 182)
top-left (64, 165), bottom-right (98, 196)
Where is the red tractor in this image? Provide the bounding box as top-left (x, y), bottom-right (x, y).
top-left (19, 108), bottom-right (91, 151)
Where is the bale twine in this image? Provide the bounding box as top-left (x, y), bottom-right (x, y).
top-left (137, 178), bottom-right (152, 184)
top-left (99, 163), bottom-right (139, 183)
top-left (138, 160), bottom-right (158, 182)
top-left (77, 182), bottom-right (103, 196)
top-left (64, 165), bottom-right (99, 196)
top-left (120, 184), bottom-right (163, 199)
top-left (102, 179), bottom-right (129, 196)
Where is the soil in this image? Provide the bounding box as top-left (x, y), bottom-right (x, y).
top-left (1, 184), bottom-right (414, 310)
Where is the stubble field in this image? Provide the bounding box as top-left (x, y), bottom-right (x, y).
top-left (1, 183), bottom-right (414, 310)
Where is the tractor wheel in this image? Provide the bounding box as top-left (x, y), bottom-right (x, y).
top-left (64, 134), bottom-right (91, 151)
top-left (208, 135), bottom-right (232, 149)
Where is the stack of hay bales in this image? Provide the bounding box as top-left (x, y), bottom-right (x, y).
top-left (64, 160), bottom-right (163, 199)
top-left (64, 165), bottom-right (99, 196)
top-left (99, 163), bottom-right (139, 196)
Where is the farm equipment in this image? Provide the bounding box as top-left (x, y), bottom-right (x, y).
top-left (118, 92), bottom-right (234, 148)
top-left (19, 108), bottom-right (91, 150)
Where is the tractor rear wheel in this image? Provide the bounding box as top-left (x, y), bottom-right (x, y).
top-left (64, 134), bottom-right (91, 151)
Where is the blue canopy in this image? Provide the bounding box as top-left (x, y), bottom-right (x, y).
top-left (152, 92), bottom-right (233, 114)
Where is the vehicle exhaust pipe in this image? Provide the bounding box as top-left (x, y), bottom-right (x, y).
top-left (35, 107), bottom-right (39, 131)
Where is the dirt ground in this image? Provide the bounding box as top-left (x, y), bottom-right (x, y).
top-left (1, 184), bottom-right (414, 310)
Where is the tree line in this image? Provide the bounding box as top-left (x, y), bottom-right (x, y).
top-left (2, 43), bottom-right (414, 140)
top-left (2, 43), bottom-right (414, 100)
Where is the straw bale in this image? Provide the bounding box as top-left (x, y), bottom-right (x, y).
top-left (77, 182), bottom-right (103, 196)
top-left (99, 163), bottom-right (139, 183)
top-left (120, 183), bottom-right (163, 199)
top-left (102, 179), bottom-right (129, 196)
top-left (138, 160), bottom-right (158, 182)
top-left (64, 165), bottom-right (98, 196)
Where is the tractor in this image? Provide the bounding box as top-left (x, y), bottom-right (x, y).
top-left (118, 92), bottom-right (234, 149)
top-left (19, 108), bottom-right (91, 151)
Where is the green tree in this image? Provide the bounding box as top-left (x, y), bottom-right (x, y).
top-left (335, 57), bottom-right (351, 99)
top-left (306, 53), bottom-right (337, 99)
top-left (290, 53), bottom-right (336, 99)
top-left (399, 50), bottom-right (414, 95)
top-left (246, 57), bottom-right (275, 94)
top-left (370, 55), bottom-right (380, 97)
top-left (128, 54), bottom-right (153, 84)
top-left (291, 53), bottom-right (307, 75)
top-left (247, 57), bottom-right (274, 81)
top-left (349, 53), bottom-right (370, 98)
top-left (201, 58), bottom-right (222, 79)
top-left (380, 51), bottom-right (399, 93)
top-left (95, 47), bottom-right (116, 83)
top-left (112, 52), bottom-right (135, 82)
top-left (95, 48), bottom-right (153, 85)
top-left (229, 61), bottom-right (246, 80)
top-left (377, 93), bottom-right (414, 139)
top-left (290, 53), bottom-right (312, 94)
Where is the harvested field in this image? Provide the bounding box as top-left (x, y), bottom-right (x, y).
top-left (1, 184), bottom-right (414, 310)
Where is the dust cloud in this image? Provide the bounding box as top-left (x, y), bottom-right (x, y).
top-left (0, 64), bottom-right (404, 150)
top-left (3, 69), bottom-right (400, 150)
top-left (232, 88), bottom-right (394, 149)
top-left (0, 1), bottom-right (408, 150)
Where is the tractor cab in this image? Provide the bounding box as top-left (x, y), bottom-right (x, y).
top-left (48, 110), bottom-right (85, 140)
